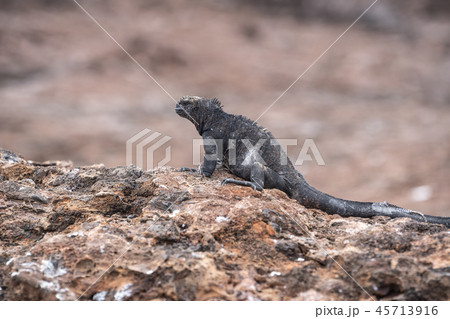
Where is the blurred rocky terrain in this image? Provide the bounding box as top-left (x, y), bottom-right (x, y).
top-left (0, 0), bottom-right (449, 217)
top-left (0, 149), bottom-right (449, 300)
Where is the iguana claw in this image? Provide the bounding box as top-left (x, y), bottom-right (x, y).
top-left (221, 178), bottom-right (261, 191)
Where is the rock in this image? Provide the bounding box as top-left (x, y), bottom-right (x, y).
top-left (0, 148), bottom-right (448, 300)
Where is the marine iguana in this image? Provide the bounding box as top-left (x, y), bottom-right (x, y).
top-left (175, 96), bottom-right (450, 227)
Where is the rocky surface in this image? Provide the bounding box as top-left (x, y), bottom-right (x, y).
top-left (0, 148), bottom-right (449, 301)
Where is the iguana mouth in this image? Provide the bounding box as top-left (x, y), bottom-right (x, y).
top-left (175, 104), bottom-right (187, 116)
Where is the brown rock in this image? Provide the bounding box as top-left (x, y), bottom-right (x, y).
top-left (0, 149), bottom-right (448, 300)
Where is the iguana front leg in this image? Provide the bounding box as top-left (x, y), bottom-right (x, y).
top-left (200, 132), bottom-right (219, 177)
top-left (179, 132), bottom-right (219, 176)
top-left (221, 162), bottom-right (290, 193)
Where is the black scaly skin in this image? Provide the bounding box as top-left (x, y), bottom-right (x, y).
top-left (175, 96), bottom-right (450, 227)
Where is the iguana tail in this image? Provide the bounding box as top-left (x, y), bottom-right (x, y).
top-left (292, 179), bottom-right (450, 227)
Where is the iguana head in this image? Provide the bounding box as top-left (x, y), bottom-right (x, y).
top-left (175, 96), bottom-right (223, 126)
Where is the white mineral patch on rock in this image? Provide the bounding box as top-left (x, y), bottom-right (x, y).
top-left (93, 291), bottom-right (108, 301)
top-left (215, 216), bottom-right (229, 223)
top-left (269, 271), bottom-right (281, 277)
top-left (114, 283), bottom-right (133, 301)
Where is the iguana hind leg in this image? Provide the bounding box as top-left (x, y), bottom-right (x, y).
top-left (221, 178), bottom-right (262, 191)
top-left (221, 162), bottom-right (289, 193)
top-left (179, 167), bottom-right (197, 172)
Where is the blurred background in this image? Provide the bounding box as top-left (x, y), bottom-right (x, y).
top-left (0, 0), bottom-right (449, 216)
